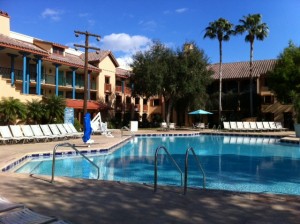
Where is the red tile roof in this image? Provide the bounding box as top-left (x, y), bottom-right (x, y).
top-left (46, 52), bottom-right (100, 72)
top-left (66, 99), bottom-right (110, 110)
top-left (0, 34), bottom-right (48, 56)
top-left (116, 67), bottom-right (131, 78)
top-left (208, 59), bottom-right (277, 80)
top-left (82, 50), bottom-right (119, 67)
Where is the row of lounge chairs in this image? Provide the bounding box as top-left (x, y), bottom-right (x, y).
top-left (0, 123), bottom-right (83, 144)
top-left (0, 196), bottom-right (70, 224)
top-left (223, 121), bottom-right (288, 132)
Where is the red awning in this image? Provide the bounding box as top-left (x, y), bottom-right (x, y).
top-left (66, 99), bottom-right (109, 110)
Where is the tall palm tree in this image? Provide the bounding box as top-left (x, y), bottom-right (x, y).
top-left (0, 97), bottom-right (27, 124)
top-left (235, 14), bottom-right (269, 117)
top-left (204, 18), bottom-right (234, 123)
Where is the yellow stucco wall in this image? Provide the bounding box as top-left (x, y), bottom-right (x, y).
top-left (0, 14), bottom-right (10, 35)
top-left (98, 56), bottom-right (116, 98)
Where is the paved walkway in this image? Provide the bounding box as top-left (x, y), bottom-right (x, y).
top-left (1, 129), bottom-right (300, 224)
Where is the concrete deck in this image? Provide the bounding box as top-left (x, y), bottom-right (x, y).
top-left (1, 129), bottom-right (300, 224)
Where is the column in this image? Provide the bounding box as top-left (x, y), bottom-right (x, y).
top-left (19, 52), bottom-right (29, 94)
top-left (88, 72), bottom-right (90, 100)
top-left (38, 58), bottom-right (42, 95)
top-left (7, 53), bottom-right (18, 86)
top-left (54, 64), bottom-right (61, 96)
top-left (71, 67), bottom-right (77, 99)
top-left (26, 58), bottom-right (31, 94)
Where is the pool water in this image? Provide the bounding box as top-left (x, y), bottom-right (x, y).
top-left (16, 135), bottom-right (300, 195)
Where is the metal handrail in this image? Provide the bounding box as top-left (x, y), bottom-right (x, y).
top-left (154, 146), bottom-right (183, 192)
top-left (184, 147), bottom-right (206, 195)
top-left (120, 126), bottom-right (135, 137)
top-left (51, 142), bottom-right (100, 183)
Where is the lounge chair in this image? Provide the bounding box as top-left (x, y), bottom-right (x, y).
top-left (275, 122), bottom-right (288, 131)
top-left (169, 123), bottom-right (176, 130)
top-left (40, 124), bottom-right (61, 140)
top-left (63, 123), bottom-right (82, 138)
top-left (0, 207), bottom-right (57, 224)
top-left (30, 125), bottom-right (52, 142)
top-left (229, 122), bottom-right (239, 131)
top-left (236, 122), bottom-right (247, 131)
top-left (243, 122), bottom-right (252, 131)
top-left (256, 122), bottom-right (268, 131)
top-left (67, 123), bottom-right (83, 137)
top-left (56, 124), bottom-right (74, 138)
top-left (160, 122), bottom-right (168, 131)
top-left (223, 122), bottom-right (231, 131)
top-left (0, 126), bottom-right (23, 144)
top-left (20, 125), bottom-right (46, 142)
top-left (268, 122), bottom-right (279, 131)
top-left (193, 123), bottom-right (204, 129)
top-left (249, 122), bottom-right (259, 131)
top-left (0, 197), bottom-right (24, 213)
top-left (49, 124), bottom-right (68, 139)
top-left (262, 122), bottom-right (273, 131)
top-left (9, 125), bottom-right (34, 143)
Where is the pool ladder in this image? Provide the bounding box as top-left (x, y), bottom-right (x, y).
top-left (120, 126), bottom-right (135, 138)
top-left (50, 142), bottom-right (100, 183)
top-left (154, 146), bottom-right (206, 195)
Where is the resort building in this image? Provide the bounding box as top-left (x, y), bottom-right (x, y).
top-left (208, 60), bottom-right (294, 129)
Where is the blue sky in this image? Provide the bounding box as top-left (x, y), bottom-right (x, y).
top-left (2, 0), bottom-right (300, 68)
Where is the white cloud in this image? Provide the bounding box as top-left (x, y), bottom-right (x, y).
top-left (175, 8), bottom-right (188, 13)
top-left (101, 33), bottom-right (152, 69)
top-left (138, 20), bottom-right (157, 31)
top-left (41, 8), bottom-right (63, 21)
top-left (101, 33), bottom-right (152, 54)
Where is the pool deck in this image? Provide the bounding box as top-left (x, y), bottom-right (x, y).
top-left (1, 129), bottom-right (300, 224)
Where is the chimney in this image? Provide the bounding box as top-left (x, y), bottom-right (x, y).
top-left (0, 10), bottom-right (10, 35)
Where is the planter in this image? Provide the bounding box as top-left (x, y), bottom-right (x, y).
top-left (294, 123), bottom-right (300, 137)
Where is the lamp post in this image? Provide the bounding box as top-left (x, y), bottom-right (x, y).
top-left (74, 30), bottom-right (100, 130)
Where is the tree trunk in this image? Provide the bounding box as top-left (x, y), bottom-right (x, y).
top-left (166, 98), bottom-right (173, 126)
top-left (219, 40), bottom-right (223, 124)
top-left (249, 41), bottom-right (254, 117)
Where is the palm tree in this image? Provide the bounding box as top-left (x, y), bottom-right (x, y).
top-left (26, 99), bottom-right (45, 124)
top-left (204, 18), bottom-right (234, 123)
top-left (235, 14), bottom-right (269, 117)
top-left (43, 95), bottom-right (66, 123)
top-left (0, 97), bottom-right (27, 124)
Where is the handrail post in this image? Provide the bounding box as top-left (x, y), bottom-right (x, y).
top-left (184, 147), bottom-right (206, 195)
top-left (154, 146), bottom-right (183, 192)
top-left (51, 142), bottom-right (100, 183)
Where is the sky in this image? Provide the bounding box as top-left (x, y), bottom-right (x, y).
top-left (1, 0), bottom-right (300, 68)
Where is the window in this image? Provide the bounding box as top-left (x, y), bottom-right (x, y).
top-left (116, 95), bottom-right (122, 104)
top-left (261, 95), bottom-right (274, 104)
top-left (105, 76), bottom-right (110, 84)
top-left (53, 46), bottom-right (64, 55)
top-left (135, 97), bottom-right (140, 105)
top-left (126, 96), bottom-right (131, 104)
top-left (143, 99), bottom-right (147, 105)
top-left (105, 94), bottom-right (109, 103)
top-left (153, 99), bottom-right (160, 106)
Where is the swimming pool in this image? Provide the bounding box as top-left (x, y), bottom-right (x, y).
top-left (15, 135), bottom-right (300, 196)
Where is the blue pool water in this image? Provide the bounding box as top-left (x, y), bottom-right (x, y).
top-left (16, 135), bottom-right (300, 195)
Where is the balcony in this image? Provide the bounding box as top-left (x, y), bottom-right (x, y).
top-left (115, 85), bottom-right (132, 95)
top-left (143, 105), bottom-right (148, 112)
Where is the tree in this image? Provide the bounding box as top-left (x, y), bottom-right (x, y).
top-left (0, 97), bottom-right (27, 124)
top-left (130, 41), bottom-right (212, 125)
top-left (268, 42), bottom-right (300, 122)
top-left (43, 95), bottom-right (66, 123)
top-left (204, 18), bottom-right (234, 123)
top-left (26, 99), bottom-right (46, 124)
top-left (235, 14), bottom-right (269, 117)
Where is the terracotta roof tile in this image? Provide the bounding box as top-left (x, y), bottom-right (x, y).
top-left (46, 52), bottom-right (100, 72)
top-left (0, 34), bottom-right (48, 56)
top-left (209, 59), bottom-right (277, 80)
top-left (81, 50), bottom-right (119, 67)
top-left (66, 99), bottom-right (110, 110)
top-left (116, 68), bottom-right (132, 78)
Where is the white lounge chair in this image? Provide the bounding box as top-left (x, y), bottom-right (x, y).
top-left (256, 122), bottom-right (268, 131)
top-left (0, 207), bottom-right (57, 224)
top-left (9, 125), bottom-right (34, 143)
top-left (268, 122), bottom-right (279, 131)
top-left (243, 122), bottom-right (252, 131)
top-left (275, 122), bottom-right (288, 131)
top-left (160, 122), bottom-right (168, 131)
top-left (249, 122), bottom-right (259, 131)
top-left (56, 124), bottom-right (74, 138)
top-left (262, 122), bottom-right (272, 131)
top-left (40, 124), bottom-right (61, 140)
top-left (67, 123), bottom-right (83, 137)
top-left (0, 197), bottom-right (24, 213)
top-left (49, 124), bottom-right (68, 139)
top-left (20, 125), bottom-right (46, 142)
top-left (236, 122), bottom-right (247, 131)
top-left (0, 126), bottom-right (23, 144)
top-left (229, 122), bottom-right (239, 131)
top-left (30, 125), bottom-right (51, 142)
top-left (223, 122), bottom-right (231, 131)
top-left (169, 123), bottom-right (176, 130)
top-left (63, 123), bottom-right (82, 138)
